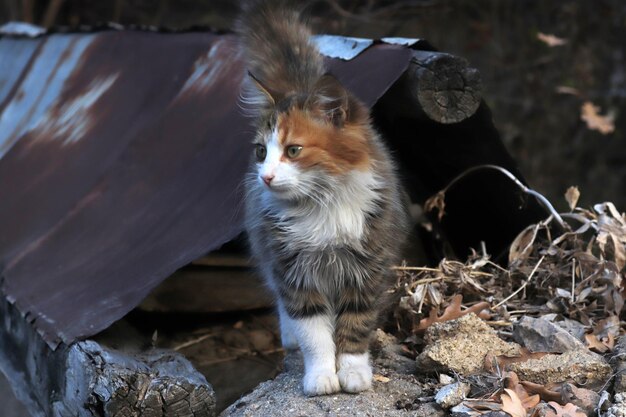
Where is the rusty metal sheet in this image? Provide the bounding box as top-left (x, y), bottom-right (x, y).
top-left (0, 30), bottom-right (414, 348)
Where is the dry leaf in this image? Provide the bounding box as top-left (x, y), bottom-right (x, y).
top-left (505, 372), bottom-right (541, 411)
top-left (509, 224), bottom-right (540, 266)
top-left (565, 186), bottom-right (581, 211)
top-left (415, 294), bottom-right (490, 333)
top-left (373, 374), bottom-right (390, 383)
top-left (584, 333), bottom-right (609, 353)
top-left (485, 348), bottom-right (551, 373)
top-left (501, 388), bottom-right (527, 417)
top-left (545, 402), bottom-right (586, 417)
top-left (424, 190), bottom-right (446, 221)
top-left (537, 32), bottom-right (568, 46)
top-left (520, 380), bottom-right (561, 402)
top-left (581, 101), bottom-right (615, 134)
top-left (462, 399), bottom-right (503, 413)
top-left (556, 86), bottom-right (580, 96)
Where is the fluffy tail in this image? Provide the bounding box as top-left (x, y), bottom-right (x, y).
top-left (237, 0), bottom-right (324, 104)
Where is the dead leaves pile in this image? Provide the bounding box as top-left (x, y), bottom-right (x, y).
top-left (394, 187), bottom-right (626, 416)
top-left (507, 195), bottom-right (625, 328)
top-left (458, 371), bottom-right (588, 417)
top-left (398, 187), bottom-right (625, 339)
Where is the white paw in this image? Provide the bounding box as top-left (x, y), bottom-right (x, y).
top-left (337, 364), bottom-right (372, 393)
top-left (303, 369), bottom-right (341, 396)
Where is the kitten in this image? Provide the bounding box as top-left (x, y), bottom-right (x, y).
top-left (238, 0), bottom-right (409, 396)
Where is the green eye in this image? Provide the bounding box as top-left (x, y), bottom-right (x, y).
top-left (286, 145), bottom-right (303, 159)
top-left (255, 144), bottom-right (267, 161)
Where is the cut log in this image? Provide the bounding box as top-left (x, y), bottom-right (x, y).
top-left (0, 294), bottom-right (216, 417)
top-left (386, 50), bottom-right (482, 124)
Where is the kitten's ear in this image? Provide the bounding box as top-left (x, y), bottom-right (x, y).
top-left (307, 73), bottom-right (349, 127)
top-left (246, 70), bottom-right (276, 107)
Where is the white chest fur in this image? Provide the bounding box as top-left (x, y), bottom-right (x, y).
top-left (270, 170), bottom-right (384, 249)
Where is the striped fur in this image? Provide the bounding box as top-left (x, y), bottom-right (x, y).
top-left (239, 0), bottom-right (409, 396)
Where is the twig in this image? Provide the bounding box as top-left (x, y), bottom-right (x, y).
top-left (492, 255), bottom-right (545, 310)
top-left (427, 165), bottom-right (566, 231)
top-left (173, 333), bottom-right (214, 351)
top-left (485, 260), bottom-right (511, 274)
top-left (486, 320), bottom-right (513, 327)
top-left (411, 277), bottom-right (444, 285)
top-left (571, 258), bottom-right (576, 303)
top-left (393, 266), bottom-right (440, 272)
top-left (394, 265), bottom-right (492, 277)
top-left (507, 310), bottom-right (529, 315)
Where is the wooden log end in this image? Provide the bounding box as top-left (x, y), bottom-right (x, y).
top-left (405, 50), bottom-right (483, 124)
top-left (66, 341), bottom-right (217, 417)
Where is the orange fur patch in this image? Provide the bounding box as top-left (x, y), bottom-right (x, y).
top-left (276, 109), bottom-right (372, 174)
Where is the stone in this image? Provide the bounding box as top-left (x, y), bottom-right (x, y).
top-left (220, 351), bottom-right (442, 417)
top-left (450, 403), bottom-right (480, 417)
top-left (508, 349), bottom-right (611, 389)
top-left (513, 316), bottom-right (585, 353)
top-left (600, 392), bottom-right (626, 417)
top-left (560, 382), bottom-right (600, 415)
top-left (371, 329), bottom-right (417, 374)
top-left (612, 336), bottom-right (626, 392)
top-left (542, 314), bottom-right (587, 341)
top-left (435, 382), bottom-right (470, 409)
top-left (416, 313), bottom-right (520, 375)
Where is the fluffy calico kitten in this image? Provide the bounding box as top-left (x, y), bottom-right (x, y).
top-left (238, 0), bottom-right (409, 396)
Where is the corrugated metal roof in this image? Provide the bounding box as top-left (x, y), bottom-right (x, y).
top-left (0, 29), bottom-right (414, 348)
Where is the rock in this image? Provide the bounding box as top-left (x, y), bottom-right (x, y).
top-left (371, 329), bottom-right (417, 374)
top-left (439, 374), bottom-right (455, 385)
top-left (220, 351), bottom-right (441, 417)
top-left (601, 392), bottom-right (626, 417)
top-left (508, 349), bottom-right (611, 389)
top-left (450, 403), bottom-right (507, 417)
top-left (435, 382), bottom-right (470, 409)
top-left (542, 314), bottom-right (587, 341)
top-left (513, 316), bottom-right (585, 353)
top-left (612, 336), bottom-right (626, 392)
top-left (560, 382), bottom-right (600, 415)
top-left (416, 313), bottom-right (520, 375)
top-left (532, 402), bottom-right (557, 417)
top-left (450, 403), bottom-right (480, 417)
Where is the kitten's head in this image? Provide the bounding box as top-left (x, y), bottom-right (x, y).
top-left (247, 73), bottom-right (372, 202)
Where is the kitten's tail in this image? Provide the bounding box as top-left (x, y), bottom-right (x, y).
top-left (236, 0), bottom-right (324, 103)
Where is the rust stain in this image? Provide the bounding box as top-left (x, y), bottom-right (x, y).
top-left (31, 73), bottom-right (119, 145)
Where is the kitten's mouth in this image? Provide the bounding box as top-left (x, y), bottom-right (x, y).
top-left (264, 183), bottom-right (296, 199)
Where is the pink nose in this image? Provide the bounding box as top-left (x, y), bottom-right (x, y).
top-left (262, 174), bottom-right (274, 186)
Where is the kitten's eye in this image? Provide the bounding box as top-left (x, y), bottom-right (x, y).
top-left (255, 144), bottom-right (267, 161)
top-left (286, 145), bottom-right (303, 159)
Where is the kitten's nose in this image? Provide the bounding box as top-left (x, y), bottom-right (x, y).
top-left (262, 174), bottom-right (274, 186)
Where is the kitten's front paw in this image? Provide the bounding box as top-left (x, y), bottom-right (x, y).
top-left (337, 363), bottom-right (372, 393)
top-left (303, 369), bottom-right (340, 396)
